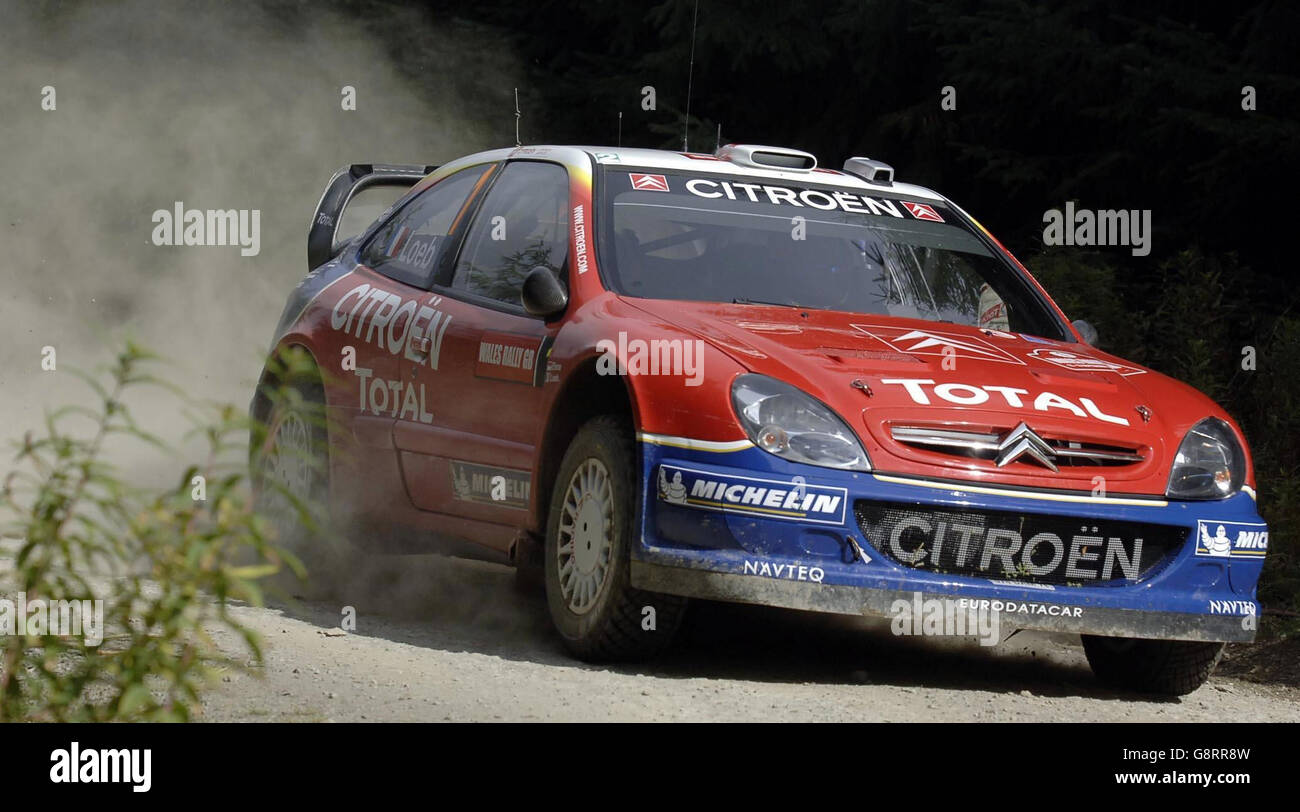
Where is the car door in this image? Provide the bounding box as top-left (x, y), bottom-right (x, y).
top-left (335, 164), bottom-right (495, 472)
top-left (394, 160), bottom-right (571, 528)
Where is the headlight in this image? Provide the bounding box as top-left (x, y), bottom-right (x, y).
top-left (731, 374), bottom-right (871, 471)
top-left (1165, 417), bottom-right (1245, 500)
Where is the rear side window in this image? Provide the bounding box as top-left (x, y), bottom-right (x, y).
top-left (361, 165), bottom-right (490, 289)
top-left (451, 161), bottom-right (569, 307)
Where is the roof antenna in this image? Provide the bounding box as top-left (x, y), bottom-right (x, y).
top-left (514, 88), bottom-right (521, 147)
top-left (682, 0), bottom-right (700, 152)
top-left (714, 122), bottom-right (721, 152)
top-left (618, 111), bottom-right (623, 147)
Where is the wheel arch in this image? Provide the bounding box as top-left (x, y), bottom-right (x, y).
top-left (250, 339), bottom-right (327, 446)
top-left (533, 356), bottom-right (638, 531)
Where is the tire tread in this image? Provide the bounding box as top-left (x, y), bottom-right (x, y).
top-left (545, 415), bottom-right (686, 662)
top-left (1082, 635), bottom-right (1224, 695)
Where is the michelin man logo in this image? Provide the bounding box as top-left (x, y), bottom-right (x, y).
top-left (1194, 519), bottom-right (1268, 559)
top-left (658, 468), bottom-right (688, 505)
top-left (1199, 524), bottom-right (1233, 557)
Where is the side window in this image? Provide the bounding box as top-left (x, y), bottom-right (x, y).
top-left (451, 162), bottom-right (569, 307)
top-left (361, 164), bottom-right (490, 288)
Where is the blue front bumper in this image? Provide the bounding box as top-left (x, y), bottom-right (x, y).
top-left (632, 440), bottom-right (1266, 642)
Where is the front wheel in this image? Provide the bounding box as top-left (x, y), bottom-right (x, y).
top-left (543, 416), bottom-right (686, 661)
top-left (1082, 635), bottom-right (1225, 695)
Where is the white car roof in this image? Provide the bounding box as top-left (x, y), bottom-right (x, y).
top-left (578, 146), bottom-right (945, 202)
top-left (445, 145), bottom-right (946, 203)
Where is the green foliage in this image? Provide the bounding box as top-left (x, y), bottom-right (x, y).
top-left (462, 0), bottom-right (1298, 277)
top-left (1238, 317), bottom-right (1300, 613)
top-left (1031, 248), bottom-right (1255, 404)
top-left (1024, 252), bottom-right (1142, 360)
top-left (0, 344), bottom-right (293, 721)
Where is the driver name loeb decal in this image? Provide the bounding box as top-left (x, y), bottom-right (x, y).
top-left (878, 377), bottom-right (1131, 426)
top-left (657, 464), bottom-right (847, 525)
top-left (382, 227), bottom-right (439, 267)
top-left (684, 178), bottom-right (944, 221)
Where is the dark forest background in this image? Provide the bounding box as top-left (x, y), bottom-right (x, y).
top-left (322, 0), bottom-right (1300, 615)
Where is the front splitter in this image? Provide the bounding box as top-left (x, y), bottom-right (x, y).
top-left (631, 560), bottom-right (1256, 643)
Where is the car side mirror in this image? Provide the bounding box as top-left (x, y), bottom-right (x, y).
top-left (1073, 319), bottom-right (1099, 346)
top-left (521, 266), bottom-right (568, 318)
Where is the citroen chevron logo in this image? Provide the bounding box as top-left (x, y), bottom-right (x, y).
top-left (994, 422), bottom-right (1058, 471)
top-left (851, 324), bottom-right (1025, 366)
top-left (893, 330), bottom-right (1008, 361)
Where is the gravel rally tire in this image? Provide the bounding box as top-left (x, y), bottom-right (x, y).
top-left (543, 416), bottom-right (686, 661)
top-left (1082, 635), bottom-right (1225, 696)
top-left (254, 376), bottom-right (354, 600)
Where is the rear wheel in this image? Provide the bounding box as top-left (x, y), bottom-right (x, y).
top-left (255, 376), bottom-right (354, 599)
top-left (543, 416), bottom-right (686, 661)
top-left (1082, 635), bottom-right (1225, 695)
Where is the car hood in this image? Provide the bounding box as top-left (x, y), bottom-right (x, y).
top-left (621, 298), bottom-right (1221, 495)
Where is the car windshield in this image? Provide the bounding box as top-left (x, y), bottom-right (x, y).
top-left (600, 168), bottom-right (1067, 340)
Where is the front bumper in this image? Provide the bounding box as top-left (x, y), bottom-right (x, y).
top-left (634, 438), bottom-right (1266, 643)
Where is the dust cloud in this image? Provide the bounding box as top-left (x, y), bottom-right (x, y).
top-left (0, 0), bottom-right (519, 484)
top-left (0, 0), bottom-right (535, 628)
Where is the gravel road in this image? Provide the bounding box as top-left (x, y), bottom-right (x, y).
top-left (197, 554), bottom-right (1300, 722)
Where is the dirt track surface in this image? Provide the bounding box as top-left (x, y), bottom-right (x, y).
top-left (197, 555), bottom-right (1300, 722)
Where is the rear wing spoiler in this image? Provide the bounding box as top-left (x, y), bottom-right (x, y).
top-left (307, 163), bottom-right (436, 272)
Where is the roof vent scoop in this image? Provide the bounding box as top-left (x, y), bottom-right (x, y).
top-left (714, 144), bottom-right (817, 171)
top-left (842, 157), bottom-right (894, 185)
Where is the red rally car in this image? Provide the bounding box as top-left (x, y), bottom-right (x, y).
top-left (253, 144), bottom-right (1267, 694)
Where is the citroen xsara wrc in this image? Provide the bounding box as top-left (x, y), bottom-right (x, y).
top-left (253, 144), bottom-right (1267, 695)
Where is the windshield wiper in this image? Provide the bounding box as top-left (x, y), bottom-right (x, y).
top-left (732, 297), bottom-right (803, 308)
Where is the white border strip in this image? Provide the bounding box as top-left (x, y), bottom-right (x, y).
top-left (873, 473), bottom-right (1169, 507)
top-left (638, 432), bottom-right (754, 453)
